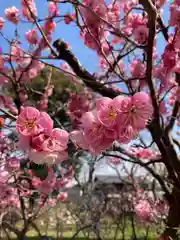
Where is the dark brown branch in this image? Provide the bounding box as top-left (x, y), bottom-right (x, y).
top-left (2, 221), bottom-right (21, 236)
top-left (165, 73), bottom-right (180, 134)
top-left (139, 0), bottom-right (160, 125)
top-left (157, 15), bottom-right (169, 41)
top-left (165, 100), bottom-right (179, 134)
top-left (0, 107), bottom-right (17, 120)
top-left (173, 137), bottom-right (180, 149)
top-left (53, 39), bottom-right (120, 98)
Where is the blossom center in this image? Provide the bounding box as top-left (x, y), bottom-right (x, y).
top-left (24, 119), bottom-right (36, 129)
top-left (108, 108), bottom-right (117, 121)
top-left (129, 105), bottom-right (137, 114)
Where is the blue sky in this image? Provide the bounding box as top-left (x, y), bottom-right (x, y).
top-left (0, 0), bottom-right (98, 73)
top-left (0, 1), bottom-right (170, 74)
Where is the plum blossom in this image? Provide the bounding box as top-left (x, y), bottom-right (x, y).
top-left (48, 2), bottom-right (59, 17)
top-left (81, 111), bottom-right (116, 153)
top-left (169, 4), bottom-right (180, 28)
top-left (6, 157), bottom-right (20, 171)
top-left (16, 107), bottom-right (53, 136)
top-left (70, 92), bottom-right (153, 153)
top-left (130, 60), bottom-right (146, 79)
top-left (21, 0), bottom-right (37, 22)
top-left (133, 25), bottom-right (148, 45)
top-left (134, 199), bottom-right (154, 221)
top-left (64, 14), bottom-right (74, 24)
top-left (18, 135), bottom-right (31, 151)
top-left (5, 6), bottom-right (19, 24)
top-left (70, 130), bottom-right (89, 150)
top-left (32, 169), bottom-right (56, 194)
top-left (42, 128), bottom-right (69, 152)
top-left (71, 111), bottom-right (116, 154)
top-left (28, 150), bottom-right (68, 165)
top-left (58, 192), bottom-right (68, 201)
top-left (67, 92), bottom-right (92, 128)
top-left (0, 17), bottom-right (4, 30)
top-left (10, 43), bottom-right (26, 64)
top-left (26, 29), bottom-right (39, 45)
top-left (130, 147), bottom-right (156, 160)
top-left (117, 92), bottom-right (153, 131)
top-left (44, 20), bottom-right (56, 34)
top-left (162, 43), bottom-right (178, 70)
top-left (96, 96), bottom-right (124, 128)
top-left (108, 157), bottom-right (121, 165)
top-left (16, 106), bottom-right (69, 165)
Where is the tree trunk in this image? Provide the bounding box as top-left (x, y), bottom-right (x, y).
top-left (162, 187), bottom-right (180, 239)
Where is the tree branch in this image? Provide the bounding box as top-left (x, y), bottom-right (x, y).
top-left (53, 39), bottom-right (120, 98)
top-left (139, 0), bottom-right (160, 124)
top-left (165, 73), bottom-right (180, 134)
top-left (0, 107), bottom-right (17, 120)
top-left (157, 15), bottom-right (169, 41)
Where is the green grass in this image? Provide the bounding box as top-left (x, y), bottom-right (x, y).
top-left (15, 237), bottom-right (157, 240)
top-left (9, 203), bottom-right (159, 240)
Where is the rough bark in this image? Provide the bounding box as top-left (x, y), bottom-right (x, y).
top-left (162, 187), bottom-right (180, 239)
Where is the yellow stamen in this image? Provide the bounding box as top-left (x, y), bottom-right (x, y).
top-left (25, 119), bottom-right (36, 129)
top-left (108, 111), bottom-right (117, 121)
top-left (130, 105), bottom-right (137, 114)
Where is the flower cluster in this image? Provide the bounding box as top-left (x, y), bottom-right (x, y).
top-left (21, 0), bottom-right (37, 22)
top-left (67, 91), bottom-right (93, 129)
top-left (71, 92), bottom-right (153, 154)
top-left (134, 197), bottom-right (168, 223)
top-left (16, 106), bottom-right (69, 165)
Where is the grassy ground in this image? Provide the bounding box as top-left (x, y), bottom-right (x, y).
top-left (15, 226), bottom-right (157, 239)
top-left (5, 202), bottom-right (159, 240)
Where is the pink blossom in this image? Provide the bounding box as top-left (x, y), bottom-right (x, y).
top-left (32, 169), bottom-right (56, 194)
top-left (16, 106), bottom-right (53, 136)
top-left (108, 157), bottom-right (121, 165)
top-left (169, 4), bottom-right (180, 28)
top-left (28, 68), bottom-right (38, 79)
top-left (153, 65), bottom-right (173, 92)
top-left (6, 157), bottom-right (20, 171)
top-left (134, 199), bottom-right (154, 221)
top-left (130, 60), bottom-right (146, 79)
top-left (175, 0), bottom-right (180, 5)
top-left (44, 20), bottom-right (56, 34)
top-left (80, 111), bottom-right (116, 153)
top-left (162, 43), bottom-right (178, 70)
top-left (21, 0), bottom-right (37, 22)
top-left (133, 25), bottom-right (148, 45)
top-left (5, 6), bottom-right (19, 24)
top-left (26, 29), bottom-right (39, 45)
top-left (0, 168), bottom-right (9, 184)
top-left (31, 133), bottom-right (48, 151)
top-left (10, 43), bottom-right (25, 64)
top-left (42, 128), bottom-right (69, 152)
top-left (48, 2), bottom-right (59, 16)
top-left (117, 125), bottom-right (138, 143)
top-left (96, 96), bottom-right (124, 128)
top-left (70, 130), bottom-right (89, 150)
top-left (64, 14), bottom-right (74, 24)
top-left (55, 179), bottom-right (70, 189)
top-left (29, 150), bottom-right (62, 165)
top-left (29, 128), bottom-right (69, 165)
top-left (117, 92), bottom-right (153, 131)
top-left (18, 135), bottom-right (31, 151)
top-left (58, 192), bottom-right (68, 201)
top-left (131, 147), bottom-right (155, 160)
top-left (0, 17), bottom-right (4, 30)
top-left (67, 92), bottom-right (92, 128)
